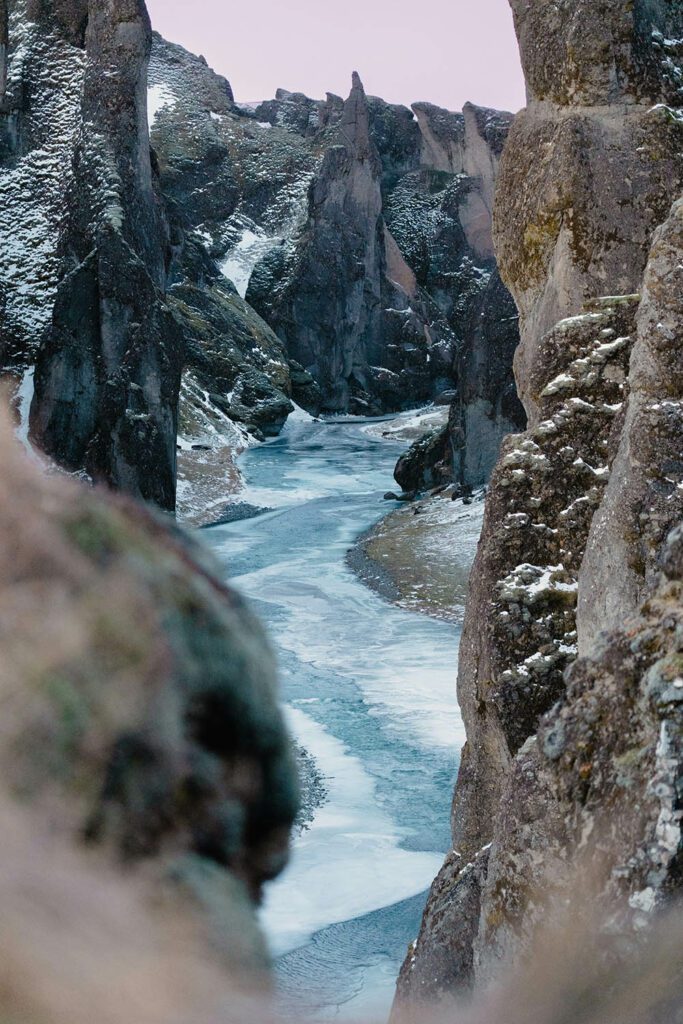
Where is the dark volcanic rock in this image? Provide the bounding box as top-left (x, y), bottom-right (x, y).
top-left (1, 0), bottom-right (182, 509)
top-left (394, 426), bottom-right (451, 492)
top-left (250, 87), bottom-right (342, 137)
top-left (247, 72), bottom-right (456, 414)
top-left (147, 33), bottom-right (315, 517)
top-left (0, 13), bottom-right (302, 521)
top-left (1, 1), bottom-right (524, 521)
top-left (40, 0), bottom-right (180, 507)
top-left (147, 37), bottom-right (528, 493)
top-left (393, 848), bottom-right (489, 1017)
top-left (385, 101), bottom-right (524, 489)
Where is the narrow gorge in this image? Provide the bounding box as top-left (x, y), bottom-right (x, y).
top-left (0, 1), bottom-right (681, 1023)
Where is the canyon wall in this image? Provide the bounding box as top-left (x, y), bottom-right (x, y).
top-left (0, 0), bottom-right (183, 507)
top-left (0, 4), bottom-right (300, 516)
top-left (149, 35), bottom-right (524, 474)
top-left (389, 102), bottom-right (524, 492)
top-left (393, 1), bottom-right (683, 1018)
top-left (246, 72), bottom-right (457, 415)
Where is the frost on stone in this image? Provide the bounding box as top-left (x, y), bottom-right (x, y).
top-left (0, 1), bottom-right (86, 358)
top-left (176, 371), bottom-right (254, 525)
top-left (147, 83), bottom-right (178, 126)
top-left (220, 220), bottom-right (278, 298)
top-left (218, 172), bottom-right (312, 297)
top-left (498, 563), bottom-right (578, 606)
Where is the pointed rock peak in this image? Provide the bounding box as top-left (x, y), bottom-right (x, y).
top-left (340, 71), bottom-right (373, 157)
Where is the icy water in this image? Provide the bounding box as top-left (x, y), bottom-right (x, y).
top-left (206, 415), bottom-right (477, 1022)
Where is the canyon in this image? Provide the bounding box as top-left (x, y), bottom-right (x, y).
top-left (1, 0), bottom-right (523, 522)
top-left (0, 0), bottom-right (681, 1023)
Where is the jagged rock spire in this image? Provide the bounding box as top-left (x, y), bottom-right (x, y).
top-left (339, 71), bottom-right (374, 161)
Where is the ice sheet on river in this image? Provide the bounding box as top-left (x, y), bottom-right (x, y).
top-left (205, 416), bottom-right (481, 1019)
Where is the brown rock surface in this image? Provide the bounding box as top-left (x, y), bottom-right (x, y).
top-left (392, 1), bottom-right (683, 1018)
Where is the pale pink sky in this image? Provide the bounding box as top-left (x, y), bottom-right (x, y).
top-left (145, 0), bottom-right (526, 113)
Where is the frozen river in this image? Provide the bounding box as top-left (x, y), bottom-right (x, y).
top-left (206, 414), bottom-right (478, 1021)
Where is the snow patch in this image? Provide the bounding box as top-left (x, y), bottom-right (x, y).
top-left (15, 367), bottom-right (35, 455)
top-left (498, 563), bottom-right (578, 606)
top-left (220, 221), bottom-right (279, 298)
top-left (147, 83), bottom-right (176, 126)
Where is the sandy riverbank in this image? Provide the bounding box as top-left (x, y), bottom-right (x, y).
top-left (348, 488), bottom-right (485, 623)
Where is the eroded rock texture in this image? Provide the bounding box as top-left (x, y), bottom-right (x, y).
top-left (0, 0), bottom-right (183, 508)
top-left (147, 36), bottom-right (301, 521)
top-left (247, 73), bottom-right (456, 414)
top-left (387, 101), bottom-right (524, 489)
top-left (495, 0), bottom-right (683, 422)
top-left (147, 31), bottom-right (524, 476)
top-left (0, 5), bottom-right (522, 520)
top-left (393, 2), bottom-right (683, 1019)
top-left (0, 7), bottom-right (299, 521)
top-left (579, 198), bottom-right (683, 650)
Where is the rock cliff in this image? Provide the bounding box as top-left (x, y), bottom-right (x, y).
top-left (393, 1), bottom-right (683, 1018)
top-left (0, 0), bottom-right (183, 508)
top-left (246, 73), bottom-right (457, 414)
top-left (386, 101), bottom-right (525, 491)
top-left (149, 33), bottom-right (522, 444)
top-left (0, 6), bottom-right (299, 519)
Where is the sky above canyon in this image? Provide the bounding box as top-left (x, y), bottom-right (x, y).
top-left (145, 0), bottom-right (527, 113)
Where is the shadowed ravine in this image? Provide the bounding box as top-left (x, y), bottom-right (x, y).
top-left (205, 415), bottom-right (481, 1020)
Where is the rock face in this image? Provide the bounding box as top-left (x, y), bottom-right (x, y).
top-left (0, 409), bottom-right (298, 996)
top-left (385, 101), bottom-right (525, 489)
top-left (157, 46), bottom-right (521, 436)
top-left (147, 34), bottom-right (307, 521)
top-left (495, 0), bottom-right (683, 422)
top-left (0, 0), bottom-right (183, 508)
top-left (0, 10), bottom-right (296, 518)
top-left (247, 72), bottom-right (456, 414)
top-left (148, 31), bottom-right (524, 473)
top-left (393, 2), bottom-right (683, 1019)
top-left (578, 197), bottom-right (683, 650)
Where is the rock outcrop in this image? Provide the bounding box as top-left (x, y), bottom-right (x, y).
top-left (0, 406), bottom-right (298, 999)
top-left (156, 47), bottom-right (520, 436)
top-left (0, 0), bottom-right (183, 508)
top-left (393, 2), bottom-right (683, 1019)
top-left (386, 101), bottom-right (525, 490)
top-left (152, 39), bottom-right (522, 434)
top-left (147, 34), bottom-right (310, 521)
top-left (578, 196), bottom-right (683, 651)
top-left (247, 73), bottom-right (456, 414)
top-left (0, 9), bottom-right (298, 520)
top-left (495, 0), bottom-right (683, 422)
